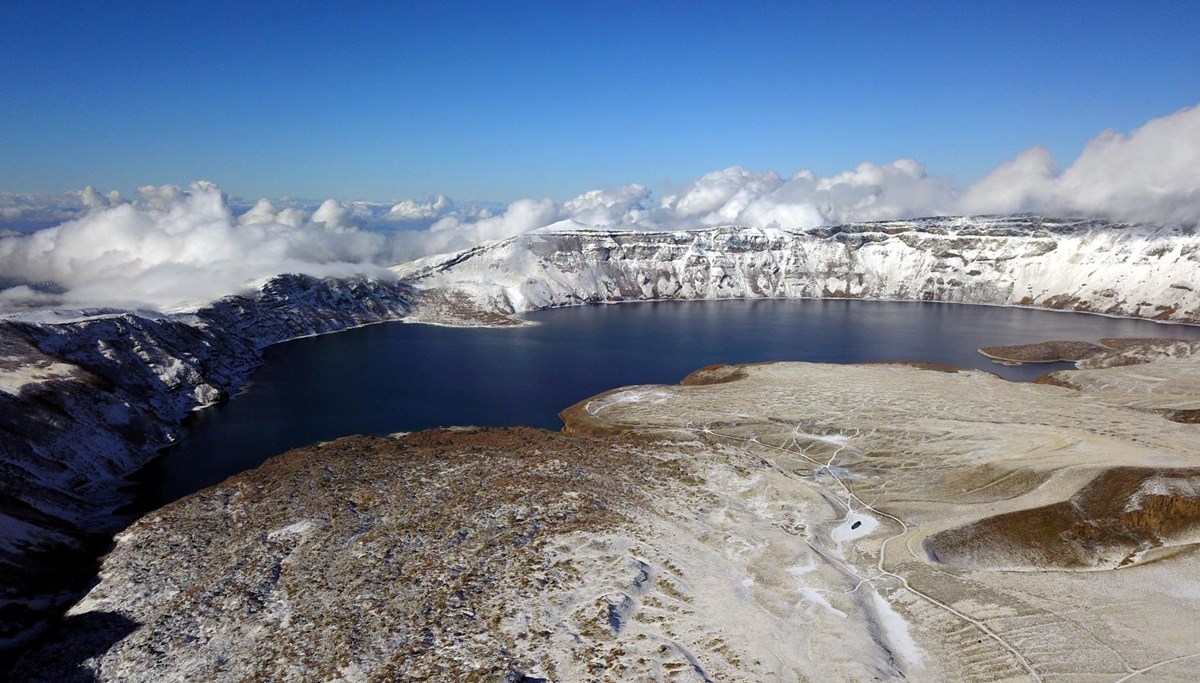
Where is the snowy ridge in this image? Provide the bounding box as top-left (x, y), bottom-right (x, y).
top-left (394, 216), bottom-right (1200, 324)
top-left (0, 273), bottom-right (415, 648)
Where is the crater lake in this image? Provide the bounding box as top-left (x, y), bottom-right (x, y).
top-left (132, 299), bottom-right (1200, 509)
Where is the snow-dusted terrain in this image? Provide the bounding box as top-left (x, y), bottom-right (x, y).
top-left (0, 274), bottom-right (415, 648)
top-left (394, 216), bottom-right (1200, 324)
top-left (16, 360), bottom-right (1200, 681)
top-left (3, 214), bottom-right (1200, 663)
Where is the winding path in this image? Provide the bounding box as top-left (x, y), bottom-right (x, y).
top-left (585, 392), bottom-right (1053, 681)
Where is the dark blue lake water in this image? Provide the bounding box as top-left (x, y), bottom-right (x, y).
top-left (133, 299), bottom-right (1200, 508)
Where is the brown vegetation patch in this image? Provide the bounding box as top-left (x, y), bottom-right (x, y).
top-left (1099, 337), bottom-right (1179, 350)
top-left (1041, 294), bottom-right (1088, 311)
top-left (1032, 373), bottom-right (1078, 389)
top-left (679, 364), bottom-right (751, 386)
top-left (925, 467), bottom-right (1200, 570)
top-left (1166, 409), bottom-right (1200, 424)
top-left (978, 340), bottom-right (1103, 364)
top-left (16, 428), bottom-right (683, 681)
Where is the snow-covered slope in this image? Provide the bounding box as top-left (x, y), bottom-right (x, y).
top-left (18, 361), bottom-right (1200, 681)
top-left (394, 216), bottom-right (1200, 323)
top-left (0, 274), bottom-right (415, 648)
top-left (3, 213), bottom-right (1198, 656)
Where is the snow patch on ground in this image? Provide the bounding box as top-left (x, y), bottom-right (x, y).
top-left (871, 591), bottom-right (924, 669)
top-left (586, 388), bottom-right (676, 416)
top-left (831, 511), bottom-right (878, 543)
top-left (1125, 474), bottom-right (1200, 513)
top-left (268, 520), bottom-right (316, 539)
top-left (0, 357), bottom-right (79, 394)
top-left (788, 564), bottom-right (848, 618)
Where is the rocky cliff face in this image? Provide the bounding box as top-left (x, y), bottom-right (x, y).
top-left (0, 274), bottom-right (415, 649)
top-left (394, 216), bottom-right (1200, 324)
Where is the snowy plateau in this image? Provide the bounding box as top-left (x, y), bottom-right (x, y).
top-left (4, 214), bottom-right (1200, 681)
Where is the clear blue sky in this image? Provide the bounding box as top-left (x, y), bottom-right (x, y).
top-left (1, 0), bottom-right (1197, 202)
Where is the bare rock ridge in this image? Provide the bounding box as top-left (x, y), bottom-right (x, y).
top-left (15, 360), bottom-right (1200, 681)
top-left (394, 216), bottom-right (1200, 324)
top-left (0, 273), bottom-right (415, 649)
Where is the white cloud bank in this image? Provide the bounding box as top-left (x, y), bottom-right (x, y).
top-left (0, 182), bottom-right (391, 312)
top-left (0, 186), bottom-right (123, 227)
top-left (962, 103), bottom-right (1200, 223)
top-left (1, 103), bottom-right (1198, 312)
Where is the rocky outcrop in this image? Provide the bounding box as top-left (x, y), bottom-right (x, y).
top-left (925, 467), bottom-right (1200, 570)
top-left (0, 274), bottom-right (415, 649)
top-left (395, 217), bottom-right (1200, 324)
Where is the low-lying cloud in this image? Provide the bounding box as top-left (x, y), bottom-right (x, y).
top-left (0, 182), bottom-right (392, 312)
top-left (2, 103), bottom-right (1197, 313)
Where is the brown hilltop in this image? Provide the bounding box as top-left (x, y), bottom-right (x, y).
top-left (926, 467), bottom-right (1200, 570)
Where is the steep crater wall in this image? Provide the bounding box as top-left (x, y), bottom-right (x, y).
top-left (0, 274), bottom-right (415, 649)
top-left (396, 216), bottom-right (1200, 324)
